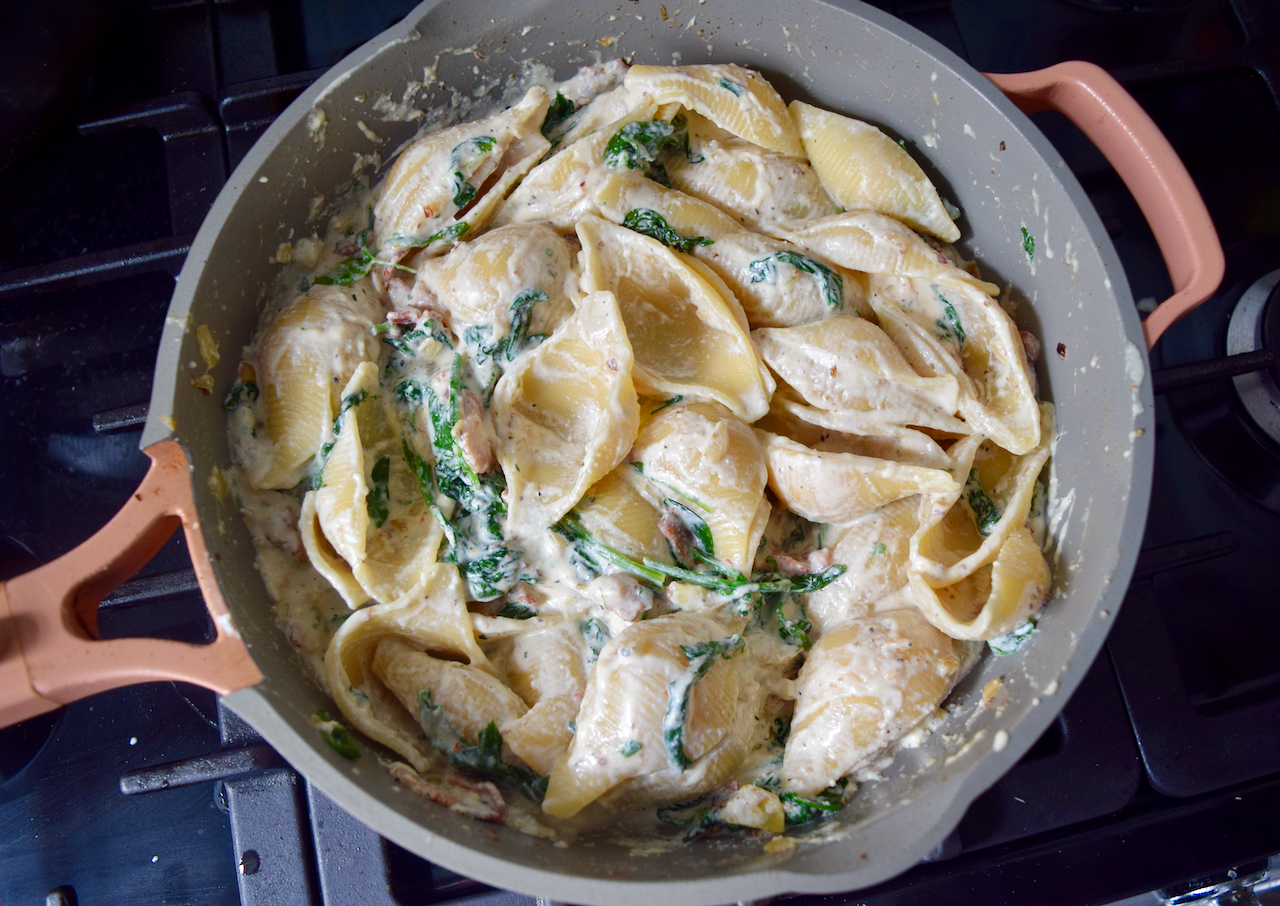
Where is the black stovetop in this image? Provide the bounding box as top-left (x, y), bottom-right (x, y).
top-left (3, 2), bottom-right (1279, 905)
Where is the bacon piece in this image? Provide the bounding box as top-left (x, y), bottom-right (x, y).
top-left (658, 507), bottom-right (696, 563)
top-left (386, 762), bottom-right (506, 823)
top-left (587, 574), bottom-right (651, 622)
top-left (773, 548), bottom-right (834, 576)
top-left (452, 389), bottom-right (496, 474)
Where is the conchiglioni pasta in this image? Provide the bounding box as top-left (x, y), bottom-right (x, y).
top-left (228, 59), bottom-right (1052, 843)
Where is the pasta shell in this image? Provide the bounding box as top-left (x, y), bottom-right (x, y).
top-left (590, 173), bottom-right (869, 328)
top-left (771, 396), bottom-right (953, 470)
top-left (324, 565), bottom-right (495, 772)
top-left (625, 64), bottom-right (804, 157)
top-left (575, 464), bottom-right (672, 564)
top-left (375, 86), bottom-right (550, 259)
top-left (491, 290), bottom-right (640, 534)
top-left (577, 214), bottom-right (774, 422)
top-left (542, 611), bottom-right (750, 817)
top-left (554, 84), bottom-right (648, 147)
top-left (299, 490), bottom-right (369, 610)
top-left (353, 451), bottom-right (445, 606)
top-left (759, 431), bottom-right (959, 524)
top-left (494, 623), bottom-right (591, 775)
top-left (910, 523), bottom-right (1051, 641)
top-left (493, 100), bottom-right (660, 229)
top-left (804, 498), bottom-right (924, 634)
top-left (871, 275), bottom-right (1042, 454)
top-left (767, 212), bottom-right (999, 296)
top-left (373, 636), bottom-right (528, 747)
top-left (910, 404), bottom-right (1053, 587)
top-left (790, 100), bottom-right (960, 241)
top-left (630, 402), bottom-right (769, 573)
top-left (782, 609), bottom-right (962, 796)
top-left (417, 223), bottom-right (577, 341)
top-left (249, 283), bottom-right (383, 489)
top-left (753, 316), bottom-right (968, 434)
top-left (666, 126), bottom-right (839, 229)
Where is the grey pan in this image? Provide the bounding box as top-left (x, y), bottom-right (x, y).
top-left (134, 0), bottom-right (1169, 902)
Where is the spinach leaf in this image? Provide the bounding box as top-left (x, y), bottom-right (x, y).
top-left (542, 91), bottom-right (576, 137)
top-left (651, 395), bottom-right (684, 414)
top-left (989, 617), bottom-right (1036, 655)
top-left (662, 635), bottom-right (745, 769)
top-left (755, 775), bottom-right (845, 825)
top-left (747, 251), bottom-right (844, 310)
top-left (461, 288), bottom-right (548, 400)
top-left (496, 603), bottom-right (537, 620)
top-left (451, 171), bottom-right (478, 209)
top-left (552, 513), bottom-right (844, 602)
top-left (933, 289), bottom-right (966, 348)
top-left (1021, 225), bottom-right (1035, 259)
top-left (314, 710), bottom-right (360, 759)
top-left (366, 456), bottom-right (391, 527)
top-left (622, 208), bottom-right (714, 254)
top-left (581, 617), bottom-right (612, 668)
top-left (451, 135), bottom-right (497, 170)
top-left (447, 133), bottom-right (497, 207)
top-left (421, 359), bottom-right (521, 600)
top-left (619, 740), bottom-right (642, 757)
top-left (775, 596), bottom-right (813, 649)
top-left (316, 217), bottom-right (467, 286)
top-left (311, 388), bottom-right (369, 488)
top-left (717, 77), bottom-right (746, 96)
top-left (313, 249), bottom-right (379, 286)
top-left (417, 691), bottom-right (547, 800)
top-left (604, 119), bottom-right (677, 170)
top-left (553, 514), bottom-right (668, 586)
top-left (963, 469), bottom-right (1001, 535)
top-left (223, 381), bottom-right (259, 410)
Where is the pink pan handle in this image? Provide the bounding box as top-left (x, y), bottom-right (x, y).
top-left (0, 440), bottom-right (262, 729)
top-left (985, 61), bottom-right (1225, 349)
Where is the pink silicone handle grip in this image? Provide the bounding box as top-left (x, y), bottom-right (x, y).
top-left (985, 61), bottom-right (1225, 349)
top-left (0, 440), bottom-right (262, 729)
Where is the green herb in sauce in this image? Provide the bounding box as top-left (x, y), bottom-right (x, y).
top-left (989, 618), bottom-right (1037, 655)
top-left (417, 691), bottom-right (547, 800)
top-left (621, 208), bottom-right (714, 254)
top-left (223, 381), bottom-right (259, 410)
top-left (365, 455), bottom-right (391, 527)
top-left (541, 91), bottom-right (576, 137)
top-left (963, 468), bottom-right (1001, 536)
top-left (748, 251), bottom-right (844, 310)
top-left (662, 635), bottom-right (745, 769)
top-left (603, 119), bottom-right (677, 170)
top-left (315, 709), bottom-right (360, 759)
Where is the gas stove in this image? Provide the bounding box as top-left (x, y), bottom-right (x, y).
top-left (2, 2), bottom-right (1279, 905)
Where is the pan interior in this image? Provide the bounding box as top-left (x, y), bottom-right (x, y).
top-left (154, 0), bottom-right (1152, 899)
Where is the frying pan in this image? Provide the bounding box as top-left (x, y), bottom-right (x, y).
top-left (0, 1), bottom-right (1223, 902)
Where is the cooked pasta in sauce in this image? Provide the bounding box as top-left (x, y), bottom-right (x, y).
top-left (226, 60), bottom-right (1052, 840)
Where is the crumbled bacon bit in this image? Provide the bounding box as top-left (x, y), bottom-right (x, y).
top-left (510, 582), bottom-right (542, 606)
top-left (452, 389), bottom-right (496, 473)
top-left (774, 548), bottom-right (834, 576)
top-left (658, 507), bottom-right (696, 563)
top-left (387, 762), bottom-right (506, 823)
top-left (1019, 330), bottom-right (1041, 365)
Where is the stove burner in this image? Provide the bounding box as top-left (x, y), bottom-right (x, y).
top-left (1227, 269), bottom-right (1280, 448)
